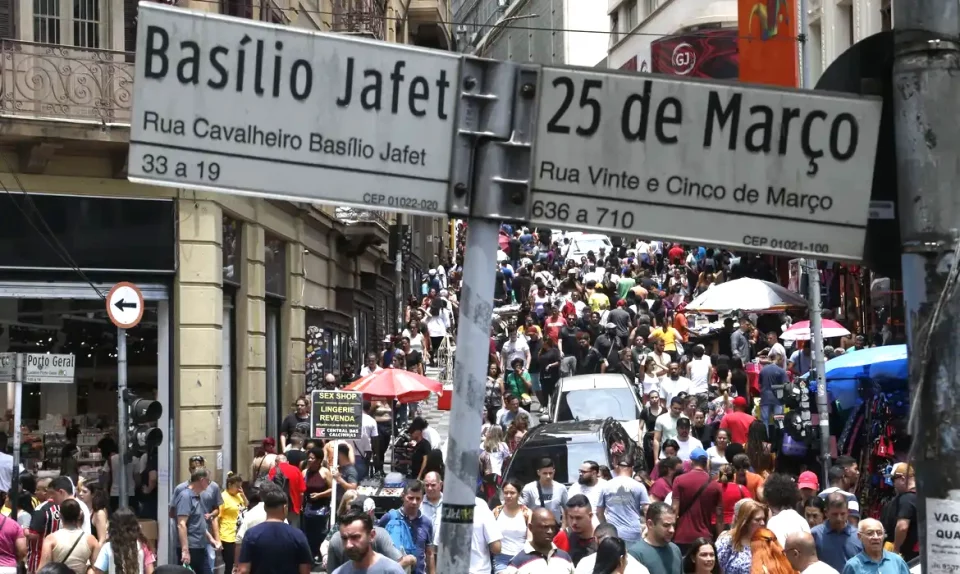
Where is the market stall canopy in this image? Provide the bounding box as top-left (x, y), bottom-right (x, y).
top-left (685, 278), bottom-right (808, 314)
top-left (344, 369), bottom-right (443, 404)
top-left (824, 344), bottom-right (907, 382)
top-left (781, 319), bottom-right (852, 341)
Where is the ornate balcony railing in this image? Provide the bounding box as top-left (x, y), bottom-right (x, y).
top-left (334, 206), bottom-right (391, 228)
top-left (0, 39), bottom-right (134, 125)
top-left (331, 0), bottom-right (386, 40)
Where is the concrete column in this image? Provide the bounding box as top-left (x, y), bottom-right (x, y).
top-left (0, 299), bottom-right (17, 412)
top-left (236, 223), bottom-right (266, 475)
top-left (286, 220), bottom-right (306, 409)
top-left (175, 198), bottom-right (224, 483)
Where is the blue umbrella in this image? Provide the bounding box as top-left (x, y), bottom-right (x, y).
top-left (806, 345), bottom-right (908, 406)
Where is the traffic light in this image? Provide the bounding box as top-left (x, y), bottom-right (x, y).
top-left (125, 391), bottom-right (163, 454)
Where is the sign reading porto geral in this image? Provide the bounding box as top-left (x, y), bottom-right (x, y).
top-left (530, 67), bottom-right (882, 261)
top-left (128, 3), bottom-right (460, 216)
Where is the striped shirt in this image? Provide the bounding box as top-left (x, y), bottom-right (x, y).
top-left (504, 543), bottom-right (575, 574)
top-left (27, 500), bottom-right (61, 573)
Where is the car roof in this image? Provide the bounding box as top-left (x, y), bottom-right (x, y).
top-left (524, 420), bottom-right (605, 443)
top-left (559, 373), bottom-right (632, 391)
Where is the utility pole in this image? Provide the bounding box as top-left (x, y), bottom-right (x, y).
top-left (803, 260), bottom-right (831, 487)
top-left (892, 1), bottom-right (960, 573)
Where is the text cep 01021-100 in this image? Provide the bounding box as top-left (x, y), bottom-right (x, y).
top-left (128, 4), bottom-right (461, 216)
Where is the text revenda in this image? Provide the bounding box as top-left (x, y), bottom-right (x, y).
top-left (543, 75), bottom-right (862, 176)
top-left (141, 25), bottom-right (452, 120)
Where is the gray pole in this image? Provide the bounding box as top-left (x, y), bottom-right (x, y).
top-left (11, 353), bottom-right (23, 518)
top-left (892, 1), bottom-right (960, 571)
top-left (804, 259), bottom-right (831, 486)
top-left (396, 213), bottom-right (405, 333)
top-left (117, 327), bottom-right (129, 508)
top-left (436, 220), bottom-right (497, 574)
top-left (798, 0), bottom-right (813, 89)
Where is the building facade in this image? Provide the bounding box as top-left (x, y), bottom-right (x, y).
top-left (455, 0), bottom-right (607, 66)
top-left (0, 0), bottom-right (450, 561)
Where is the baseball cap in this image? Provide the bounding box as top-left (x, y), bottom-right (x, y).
top-left (689, 447), bottom-right (708, 462)
top-left (798, 471), bottom-right (819, 490)
top-left (888, 462), bottom-right (915, 478)
top-left (350, 495), bottom-right (377, 513)
top-left (733, 396), bottom-right (748, 408)
top-left (605, 322), bottom-right (617, 329)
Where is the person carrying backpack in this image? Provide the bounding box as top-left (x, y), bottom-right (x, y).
top-left (267, 454), bottom-right (307, 529)
top-left (376, 481), bottom-right (434, 574)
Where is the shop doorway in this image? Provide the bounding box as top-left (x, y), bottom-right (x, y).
top-left (0, 281), bottom-right (172, 561)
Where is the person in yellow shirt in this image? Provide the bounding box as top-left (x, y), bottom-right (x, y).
top-left (650, 323), bottom-right (684, 361)
top-left (588, 288), bottom-right (610, 313)
top-left (218, 473), bottom-right (247, 574)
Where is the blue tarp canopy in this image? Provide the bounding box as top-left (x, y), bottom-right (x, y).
top-left (807, 345), bottom-right (908, 407)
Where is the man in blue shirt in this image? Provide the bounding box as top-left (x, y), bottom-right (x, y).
top-left (813, 493), bottom-right (863, 572)
top-left (841, 518), bottom-right (909, 574)
top-left (758, 360), bottom-right (787, 426)
top-left (238, 487), bottom-right (313, 574)
top-left (377, 480), bottom-right (435, 574)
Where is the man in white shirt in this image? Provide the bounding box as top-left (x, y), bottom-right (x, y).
top-left (575, 523), bottom-right (649, 574)
top-left (685, 345), bottom-right (713, 395)
top-left (653, 397), bottom-right (688, 460)
top-left (673, 418), bottom-right (704, 462)
top-left (783, 531), bottom-right (839, 574)
top-left (567, 461), bottom-right (606, 525)
top-left (764, 331), bottom-right (788, 368)
top-left (358, 353), bottom-right (383, 377)
top-left (660, 363), bottom-right (693, 406)
top-left (501, 331), bottom-right (530, 373)
top-left (349, 401), bottom-right (379, 480)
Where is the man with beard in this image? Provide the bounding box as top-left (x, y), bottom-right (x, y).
top-left (567, 461), bottom-right (606, 514)
top-left (333, 509), bottom-right (406, 574)
top-left (325, 497), bottom-right (413, 573)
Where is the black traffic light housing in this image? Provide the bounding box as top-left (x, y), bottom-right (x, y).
top-left (124, 390), bottom-right (163, 454)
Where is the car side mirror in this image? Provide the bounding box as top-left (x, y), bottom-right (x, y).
top-left (539, 414), bottom-right (551, 424)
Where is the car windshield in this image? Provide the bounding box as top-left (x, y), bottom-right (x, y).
top-left (504, 440), bottom-right (609, 485)
top-left (572, 238), bottom-right (609, 254)
top-left (557, 388), bottom-right (641, 421)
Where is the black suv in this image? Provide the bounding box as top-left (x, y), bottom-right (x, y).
top-left (502, 418), bottom-right (642, 486)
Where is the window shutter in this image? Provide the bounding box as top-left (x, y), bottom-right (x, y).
top-left (0, 0), bottom-right (15, 39)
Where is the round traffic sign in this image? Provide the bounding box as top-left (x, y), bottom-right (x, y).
top-left (106, 282), bottom-right (145, 329)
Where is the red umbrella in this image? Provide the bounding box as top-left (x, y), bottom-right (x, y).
top-left (344, 368), bottom-right (442, 404)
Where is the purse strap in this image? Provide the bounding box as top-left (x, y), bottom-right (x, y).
top-left (58, 532), bottom-right (85, 564)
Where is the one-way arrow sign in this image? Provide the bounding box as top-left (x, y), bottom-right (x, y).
top-left (106, 282), bottom-right (145, 329)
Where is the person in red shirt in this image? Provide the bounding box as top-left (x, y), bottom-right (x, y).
top-left (268, 453), bottom-right (308, 528)
top-left (720, 396), bottom-right (756, 445)
top-left (671, 448), bottom-right (722, 556)
top-left (553, 494), bottom-right (596, 566)
top-left (668, 244), bottom-right (685, 265)
top-left (543, 307), bottom-right (567, 344)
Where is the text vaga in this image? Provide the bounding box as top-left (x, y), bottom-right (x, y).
top-left (545, 76), bottom-right (860, 177)
top-left (142, 26), bottom-right (452, 120)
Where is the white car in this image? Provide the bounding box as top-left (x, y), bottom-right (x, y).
top-left (564, 234), bottom-right (613, 263)
top-left (548, 373), bottom-right (644, 443)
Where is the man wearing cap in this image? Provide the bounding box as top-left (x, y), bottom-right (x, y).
top-left (597, 456), bottom-right (649, 542)
top-left (720, 396), bottom-right (755, 445)
top-left (324, 496), bottom-right (414, 573)
top-left (671, 448), bottom-right (722, 555)
top-left (798, 471), bottom-right (820, 504)
top-left (880, 463), bottom-right (918, 560)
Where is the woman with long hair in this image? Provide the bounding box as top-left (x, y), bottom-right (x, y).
top-left (592, 536), bottom-right (627, 574)
top-left (486, 362), bottom-right (506, 415)
top-left (77, 483), bottom-right (109, 545)
top-left (683, 538), bottom-right (719, 574)
top-left (706, 430), bottom-right (730, 478)
top-left (801, 496), bottom-right (826, 529)
top-left (505, 413), bottom-right (530, 454)
top-left (250, 437), bottom-right (278, 486)
top-left (0, 493), bottom-right (26, 574)
top-left (716, 499), bottom-right (767, 574)
top-left (749, 528), bottom-right (796, 574)
top-left (730, 358), bottom-right (748, 401)
top-left (746, 420), bottom-right (776, 477)
top-left (218, 473), bottom-right (247, 574)
top-left (641, 357), bottom-right (662, 400)
top-left (717, 464), bottom-right (752, 529)
top-left (92, 507), bottom-right (156, 574)
top-left (302, 446), bottom-right (332, 561)
top-left (492, 479), bottom-right (531, 573)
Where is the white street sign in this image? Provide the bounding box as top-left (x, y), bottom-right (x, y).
top-left (106, 282), bottom-right (145, 329)
top-left (530, 67), bottom-right (883, 261)
top-left (0, 353), bottom-right (14, 383)
top-left (128, 4), bottom-right (460, 216)
top-left (25, 354), bottom-right (75, 384)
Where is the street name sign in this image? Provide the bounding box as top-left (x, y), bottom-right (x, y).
top-left (530, 67), bottom-right (883, 261)
top-left (310, 389), bottom-right (363, 440)
top-left (25, 354), bottom-right (76, 384)
top-left (128, 4), bottom-right (460, 217)
top-left (0, 353), bottom-right (14, 383)
top-left (106, 282), bottom-right (145, 329)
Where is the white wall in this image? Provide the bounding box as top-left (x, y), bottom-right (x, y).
top-left (565, 0), bottom-right (611, 67)
top-left (807, 0), bottom-right (890, 86)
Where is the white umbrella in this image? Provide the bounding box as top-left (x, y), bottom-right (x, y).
top-left (780, 319), bottom-right (851, 341)
top-left (685, 277), bottom-right (808, 314)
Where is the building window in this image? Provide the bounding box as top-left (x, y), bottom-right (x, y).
top-left (33, 0), bottom-right (103, 47)
top-left (627, 0), bottom-right (639, 29)
top-left (880, 0), bottom-right (891, 31)
top-left (222, 0), bottom-right (253, 18)
top-left (641, 0), bottom-right (654, 21)
top-left (609, 13), bottom-right (619, 45)
top-left (264, 234), bottom-right (286, 298)
top-left (223, 216), bottom-right (240, 286)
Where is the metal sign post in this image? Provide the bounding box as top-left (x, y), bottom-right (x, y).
top-left (10, 354), bottom-right (22, 519)
top-left (106, 282), bottom-right (145, 509)
top-left (803, 259), bottom-right (831, 486)
top-left (310, 389), bottom-right (363, 525)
